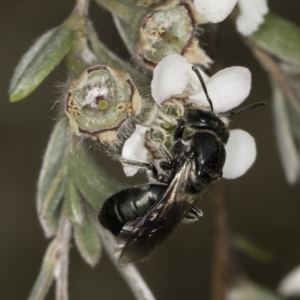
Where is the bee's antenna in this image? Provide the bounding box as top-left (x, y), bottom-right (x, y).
top-left (219, 101), bottom-right (267, 117)
top-left (191, 66), bottom-right (214, 112)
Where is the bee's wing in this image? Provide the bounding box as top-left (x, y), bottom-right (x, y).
top-left (116, 159), bottom-right (199, 267)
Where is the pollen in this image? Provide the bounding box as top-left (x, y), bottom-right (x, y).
top-left (98, 99), bottom-right (109, 110)
top-left (162, 122), bottom-right (171, 129)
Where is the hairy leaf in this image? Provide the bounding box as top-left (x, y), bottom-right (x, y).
top-left (41, 165), bottom-right (67, 219)
top-left (64, 178), bottom-right (84, 225)
top-left (228, 280), bottom-right (282, 300)
top-left (68, 148), bottom-right (126, 211)
top-left (74, 207), bottom-right (101, 267)
top-left (272, 85), bottom-right (299, 184)
top-left (9, 25), bottom-right (74, 102)
top-left (37, 119), bottom-right (69, 237)
top-left (251, 13), bottom-right (300, 66)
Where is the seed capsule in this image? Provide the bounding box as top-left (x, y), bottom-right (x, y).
top-left (137, 2), bottom-right (211, 69)
top-left (65, 65), bottom-right (142, 146)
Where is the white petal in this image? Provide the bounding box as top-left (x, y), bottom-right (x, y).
top-left (151, 54), bottom-right (189, 105)
top-left (188, 65), bottom-right (210, 95)
top-left (121, 125), bottom-right (149, 176)
top-left (194, 0), bottom-right (238, 23)
top-left (237, 0), bottom-right (269, 36)
top-left (278, 265), bottom-right (300, 297)
top-left (189, 67), bottom-right (251, 113)
top-left (223, 129), bottom-right (256, 179)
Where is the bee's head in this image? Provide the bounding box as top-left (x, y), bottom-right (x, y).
top-left (187, 109), bottom-right (229, 144)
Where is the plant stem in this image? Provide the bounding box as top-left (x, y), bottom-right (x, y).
top-left (74, 0), bottom-right (90, 19)
top-left (55, 215), bottom-right (72, 300)
top-left (96, 225), bottom-right (156, 300)
top-left (245, 38), bottom-right (300, 118)
top-left (211, 180), bottom-right (230, 300)
top-left (87, 23), bottom-right (125, 69)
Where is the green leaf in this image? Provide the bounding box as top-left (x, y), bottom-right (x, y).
top-left (40, 165), bottom-right (67, 219)
top-left (272, 85), bottom-right (299, 184)
top-left (286, 97), bottom-right (300, 142)
top-left (228, 280), bottom-right (282, 300)
top-left (9, 25), bottom-right (75, 102)
top-left (74, 207), bottom-right (101, 267)
top-left (37, 119), bottom-right (69, 237)
top-left (64, 178), bottom-right (84, 225)
top-left (234, 236), bottom-right (273, 263)
top-left (28, 239), bottom-right (60, 300)
top-left (41, 202), bottom-right (63, 241)
top-left (67, 148), bottom-right (127, 211)
top-left (251, 13), bottom-right (300, 66)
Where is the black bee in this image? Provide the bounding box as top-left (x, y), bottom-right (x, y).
top-left (99, 67), bottom-right (266, 267)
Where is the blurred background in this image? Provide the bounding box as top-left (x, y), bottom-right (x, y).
top-left (1, 0), bottom-right (300, 299)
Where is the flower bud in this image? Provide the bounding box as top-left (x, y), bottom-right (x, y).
top-left (65, 65), bottom-right (142, 146)
top-left (137, 1), bottom-right (211, 69)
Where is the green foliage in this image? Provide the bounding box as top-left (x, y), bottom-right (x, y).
top-left (9, 25), bottom-right (75, 102)
top-left (10, 0), bottom-right (300, 299)
top-left (37, 119), bottom-right (69, 237)
top-left (64, 178), bottom-right (84, 225)
top-left (251, 13), bottom-right (300, 66)
top-left (234, 236), bottom-right (274, 263)
top-left (41, 166), bottom-right (67, 218)
top-left (272, 85), bottom-right (299, 184)
top-left (228, 281), bottom-right (282, 300)
top-left (68, 148), bottom-right (127, 211)
top-left (74, 207), bottom-right (102, 267)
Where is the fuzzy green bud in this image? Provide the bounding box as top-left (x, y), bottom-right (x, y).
top-left (137, 1), bottom-right (211, 69)
top-left (65, 65), bottom-right (142, 146)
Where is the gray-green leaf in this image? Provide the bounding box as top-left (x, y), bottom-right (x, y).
top-left (68, 148), bottom-right (127, 211)
top-left (74, 207), bottom-right (101, 267)
top-left (40, 165), bottom-right (67, 219)
top-left (40, 202), bottom-right (63, 244)
top-left (9, 25), bottom-right (75, 102)
top-left (37, 119), bottom-right (69, 237)
top-left (227, 280), bottom-right (282, 300)
top-left (28, 239), bottom-right (60, 300)
top-left (64, 178), bottom-right (84, 225)
top-left (272, 84), bottom-right (299, 184)
top-left (251, 13), bottom-right (300, 66)
top-left (234, 236), bottom-right (273, 263)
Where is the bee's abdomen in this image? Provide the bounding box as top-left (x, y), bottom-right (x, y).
top-left (99, 184), bottom-right (166, 236)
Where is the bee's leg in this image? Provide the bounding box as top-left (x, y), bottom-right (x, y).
top-left (120, 157), bottom-right (170, 184)
top-left (173, 118), bottom-right (185, 141)
top-left (120, 158), bottom-right (156, 173)
top-left (159, 145), bottom-right (172, 164)
top-left (98, 136), bottom-right (170, 184)
top-left (160, 160), bottom-right (173, 171)
top-left (181, 207), bottom-right (203, 224)
top-left (98, 140), bottom-right (160, 178)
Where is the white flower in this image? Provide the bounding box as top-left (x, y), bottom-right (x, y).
top-left (122, 54), bottom-right (257, 179)
top-left (278, 265), bottom-right (300, 297)
top-left (121, 125), bottom-right (149, 176)
top-left (152, 54), bottom-right (251, 112)
top-left (193, 0), bottom-right (269, 36)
